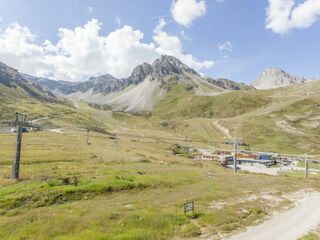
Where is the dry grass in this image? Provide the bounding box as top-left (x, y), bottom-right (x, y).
top-left (0, 128), bottom-right (319, 239)
top-left (1, 81), bottom-right (320, 239)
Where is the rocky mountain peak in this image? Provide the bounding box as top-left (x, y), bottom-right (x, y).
top-left (76, 74), bottom-right (126, 95)
top-left (252, 67), bottom-right (306, 89)
top-left (89, 74), bottom-right (118, 83)
top-left (261, 68), bottom-right (287, 77)
top-left (129, 63), bottom-right (152, 84)
top-left (151, 55), bottom-right (197, 78)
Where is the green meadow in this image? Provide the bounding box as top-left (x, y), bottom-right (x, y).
top-left (0, 126), bottom-right (319, 239)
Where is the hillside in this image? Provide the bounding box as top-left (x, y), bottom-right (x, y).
top-left (186, 79), bottom-right (320, 154)
top-left (0, 58), bottom-right (320, 240)
top-left (20, 73), bottom-right (75, 95)
top-left (0, 62), bottom-right (69, 121)
top-left (0, 62), bottom-right (59, 103)
top-left (68, 78), bottom-right (320, 155)
top-left (1, 125), bottom-right (318, 239)
top-left (235, 79), bottom-right (320, 153)
top-left (153, 81), bottom-right (270, 119)
top-left (207, 78), bottom-right (254, 91)
top-left (0, 62), bottom-right (116, 133)
top-left (1, 58), bottom-right (319, 154)
top-left (2, 2), bottom-right (320, 240)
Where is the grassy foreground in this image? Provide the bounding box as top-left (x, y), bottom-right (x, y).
top-left (0, 129), bottom-right (320, 240)
top-left (299, 226), bottom-right (320, 240)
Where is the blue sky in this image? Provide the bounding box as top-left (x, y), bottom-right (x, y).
top-left (0, 0), bottom-right (319, 83)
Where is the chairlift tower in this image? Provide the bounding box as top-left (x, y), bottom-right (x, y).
top-left (11, 112), bottom-right (27, 180)
top-left (225, 137), bottom-right (244, 174)
top-left (86, 128), bottom-right (90, 145)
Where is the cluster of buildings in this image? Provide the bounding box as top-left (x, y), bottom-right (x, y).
top-left (195, 150), bottom-right (291, 167)
top-left (10, 127), bottom-right (41, 133)
top-left (0, 121), bottom-right (41, 134)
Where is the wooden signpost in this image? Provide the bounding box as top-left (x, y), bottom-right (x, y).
top-left (184, 201), bottom-right (194, 216)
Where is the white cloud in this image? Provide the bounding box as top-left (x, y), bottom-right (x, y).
top-left (153, 18), bottom-right (213, 70)
top-left (88, 6), bottom-right (93, 13)
top-left (266, 0), bottom-right (320, 34)
top-left (0, 19), bottom-right (157, 80)
top-left (149, 15), bottom-right (170, 20)
top-left (154, 18), bottom-right (166, 33)
top-left (180, 30), bottom-right (192, 41)
top-left (218, 41), bottom-right (232, 52)
top-left (153, 19), bottom-right (183, 56)
top-left (291, 0), bottom-right (320, 28)
top-left (0, 18), bottom-right (213, 81)
top-left (115, 17), bottom-right (121, 27)
top-left (171, 0), bottom-right (206, 27)
top-left (0, 22), bottom-right (52, 77)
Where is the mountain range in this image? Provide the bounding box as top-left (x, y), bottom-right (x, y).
top-left (0, 55), bottom-right (317, 114)
top-left (22, 55), bottom-right (253, 112)
top-left (0, 55), bottom-right (319, 155)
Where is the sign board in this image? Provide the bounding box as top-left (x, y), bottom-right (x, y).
top-left (184, 201), bottom-right (194, 215)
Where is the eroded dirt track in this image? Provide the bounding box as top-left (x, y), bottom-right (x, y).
top-left (229, 192), bottom-right (320, 240)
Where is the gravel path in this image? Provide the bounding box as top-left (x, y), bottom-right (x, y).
top-left (236, 165), bottom-right (280, 175)
top-left (229, 192), bottom-right (320, 240)
top-left (236, 165), bottom-right (320, 176)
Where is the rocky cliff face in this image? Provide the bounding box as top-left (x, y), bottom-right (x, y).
top-left (151, 55), bottom-right (197, 79)
top-left (74, 74), bottom-right (127, 95)
top-left (252, 68), bottom-right (306, 89)
top-left (129, 63), bottom-right (153, 84)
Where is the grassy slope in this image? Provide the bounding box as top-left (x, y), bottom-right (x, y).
top-left (0, 81), bottom-right (72, 121)
top-left (2, 76), bottom-right (319, 153)
top-left (220, 80), bottom-right (320, 154)
top-left (2, 70), bottom-right (319, 154)
top-left (0, 80), bottom-right (320, 239)
top-left (0, 130), bottom-right (319, 239)
top-left (299, 226), bottom-right (320, 240)
top-left (0, 83), bottom-right (114, 134)
top-left (153, 82), bottom-right (271, 119)
top-left (151, 80), bottom-right (320, 154)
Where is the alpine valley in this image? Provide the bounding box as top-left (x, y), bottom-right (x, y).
top-left (1, 55), bottom-right (320, 240)
top-left (0, 55), bottom-right (319, 154)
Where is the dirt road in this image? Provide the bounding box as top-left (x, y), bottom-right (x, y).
top-left (229, 192), bottom-right (320, 240)
top-left (234, 165), bottom-right (320, 176)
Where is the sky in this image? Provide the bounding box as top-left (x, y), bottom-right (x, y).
top-left (0, 0), bottom-right (319, 83)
